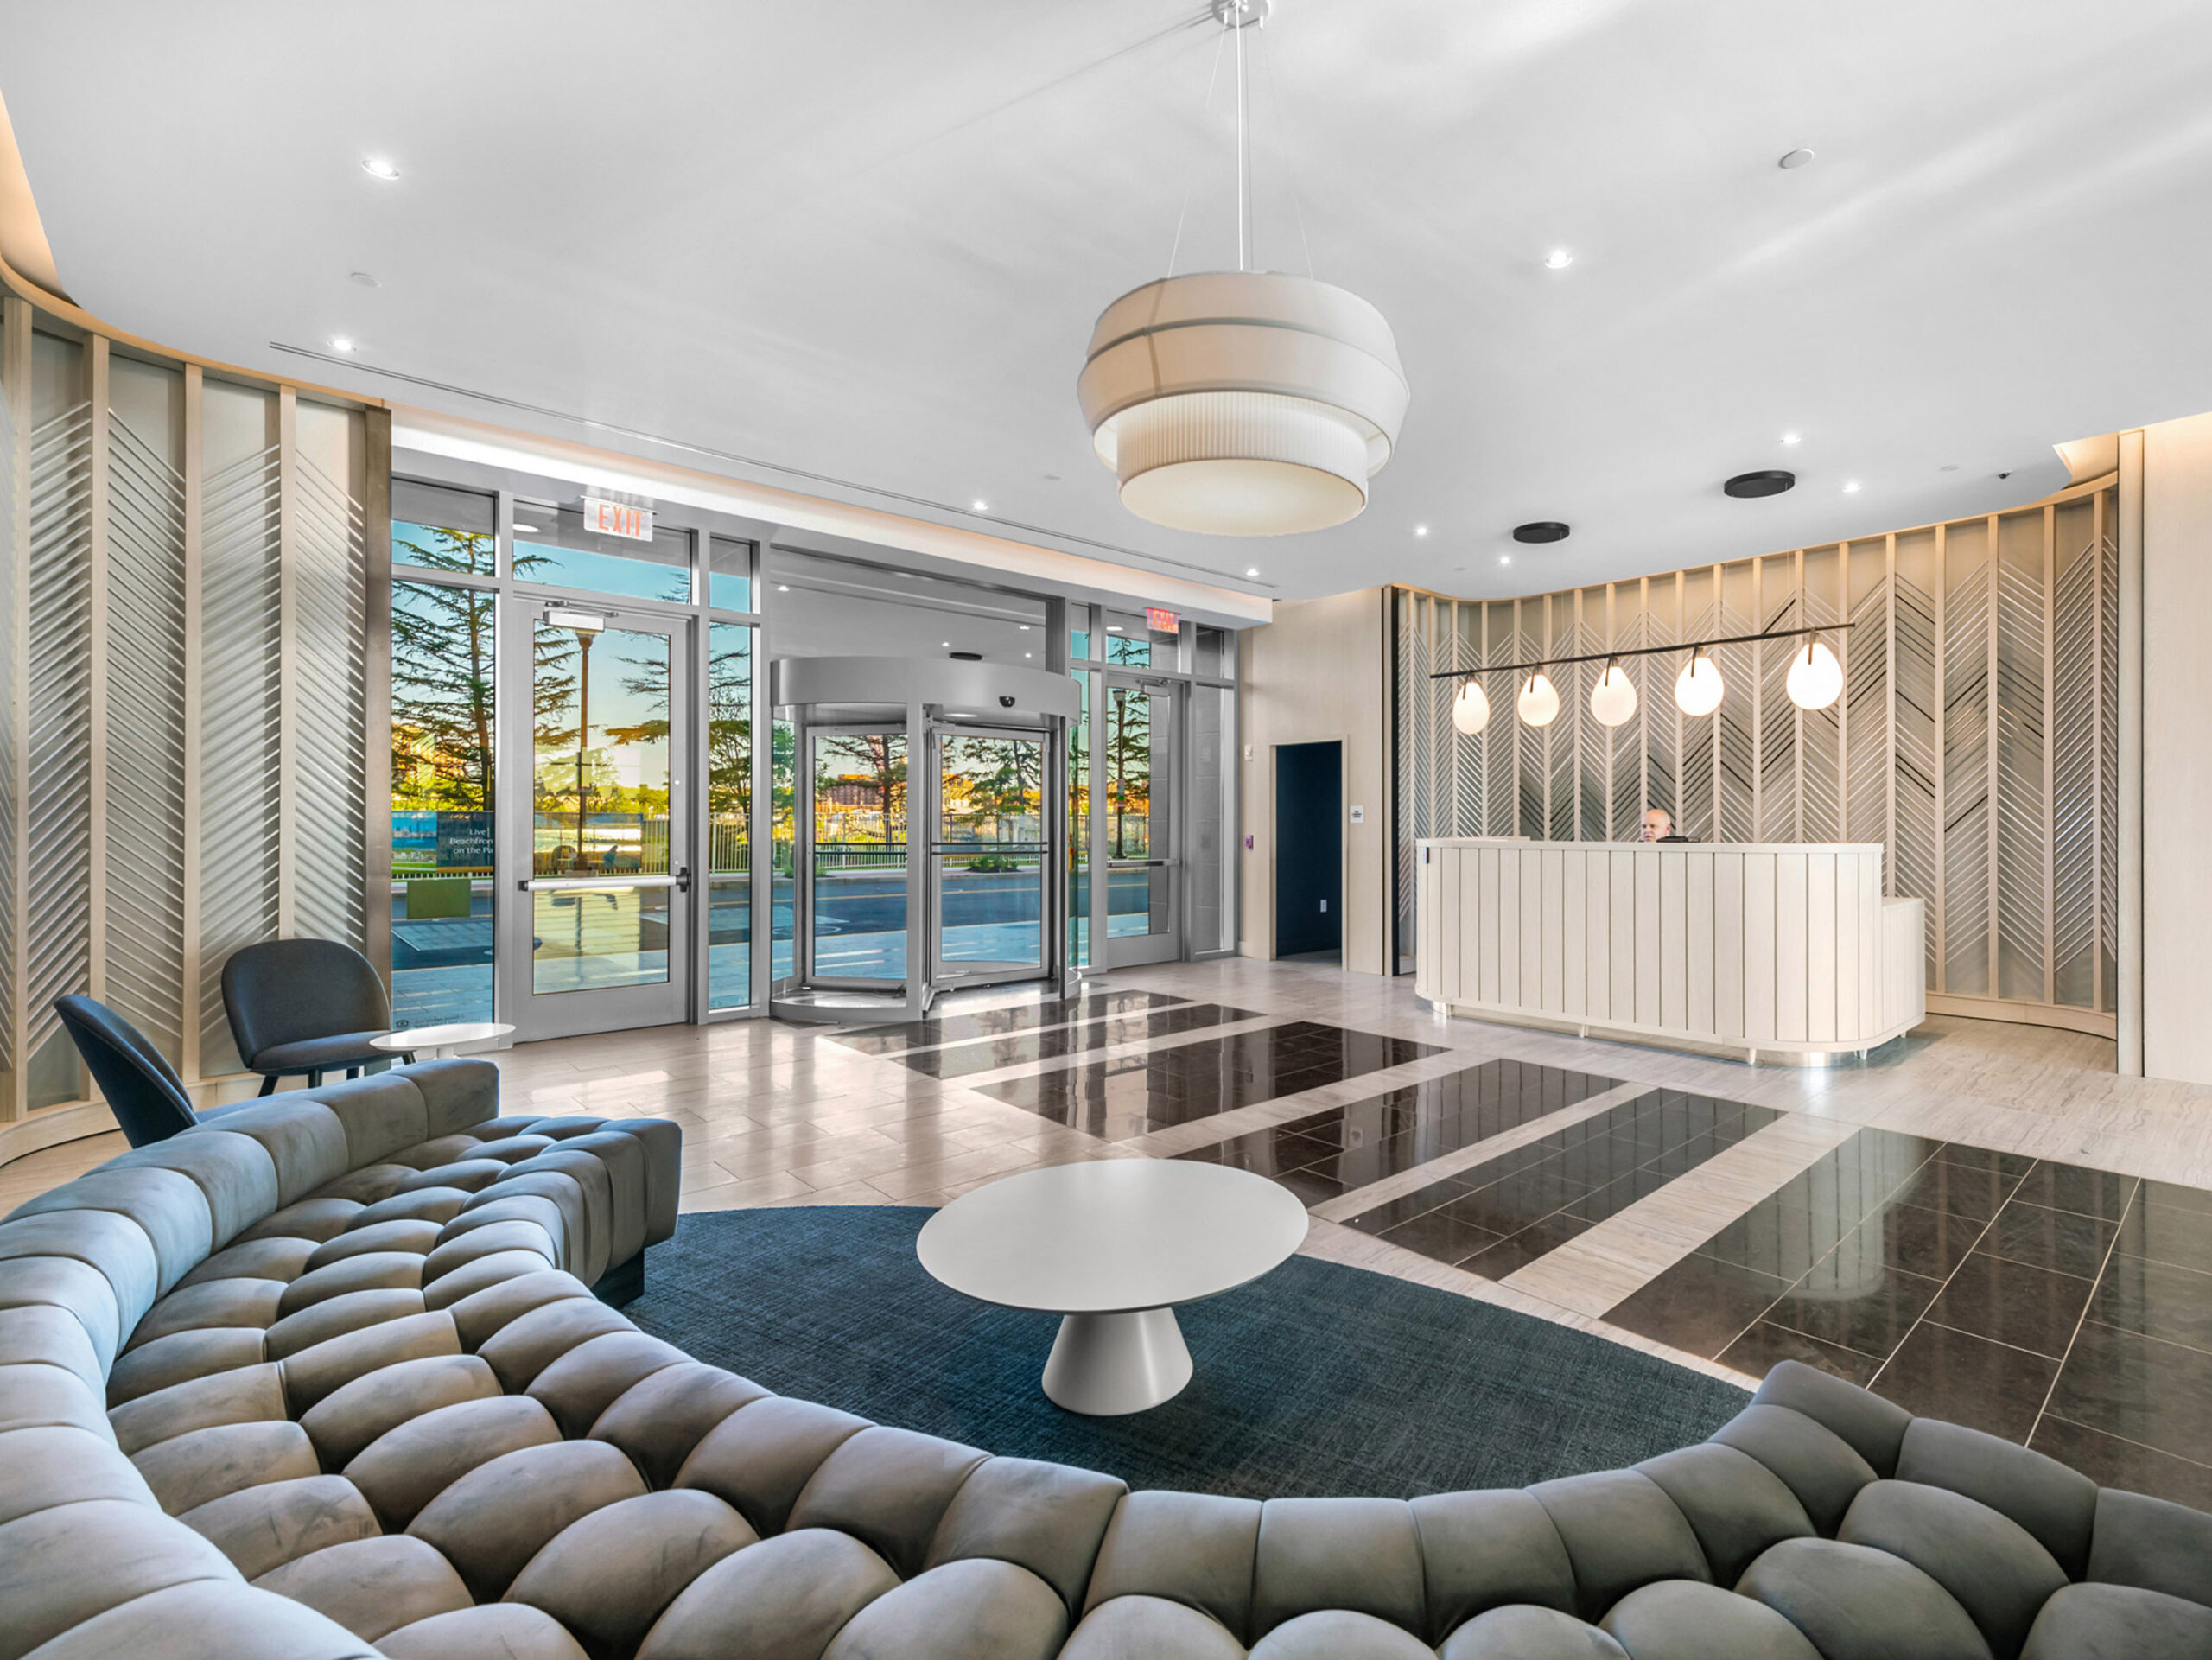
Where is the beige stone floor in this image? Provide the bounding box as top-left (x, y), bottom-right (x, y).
top-left (6, 957), bottom-right (2204, 1391)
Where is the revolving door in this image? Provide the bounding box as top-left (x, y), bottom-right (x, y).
top-left (769, 655), bottom-right (1078, 1022)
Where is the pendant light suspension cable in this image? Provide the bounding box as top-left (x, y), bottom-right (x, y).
top-left (1234, 2), bottom-right (1251, 271)
top-left (1427, 620), bottom-right (1856, 685)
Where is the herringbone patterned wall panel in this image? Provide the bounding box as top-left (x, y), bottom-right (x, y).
top-left (0, 317), bottom-right (372, 1115)
top-left (1394, 480), bottom-right (2120, 1032)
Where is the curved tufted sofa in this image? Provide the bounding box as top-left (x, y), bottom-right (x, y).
top-left (3, 1061), bottom-right (2209, 1659)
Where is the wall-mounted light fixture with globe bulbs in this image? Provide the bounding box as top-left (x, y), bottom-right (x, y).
top-left (1440, 623), bottom-right (1853, 734)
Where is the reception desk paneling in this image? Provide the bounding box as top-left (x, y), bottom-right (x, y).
top-left (1417, 839), bottom-right (1926, 1062)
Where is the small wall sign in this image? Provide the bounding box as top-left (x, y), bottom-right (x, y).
top-left (1349, 804), bottom-right (1365, 824)
top-left (582, 497), bottom-right (654, 541)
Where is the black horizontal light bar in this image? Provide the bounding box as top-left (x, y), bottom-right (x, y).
top-left (1427, 620), bottom-right (1857, 683)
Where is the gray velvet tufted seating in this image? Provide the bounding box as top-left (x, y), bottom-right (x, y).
top-left (2, 1062), bottom-right (2208, 1659)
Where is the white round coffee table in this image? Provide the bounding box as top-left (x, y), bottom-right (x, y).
top-left (370, 1021), bottom-right (514, 1061)
top-left (916, 1160), bottom-right (1308, 1416)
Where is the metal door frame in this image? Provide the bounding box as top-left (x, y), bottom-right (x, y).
top-left (926, 718), bottom-right (1065, 993)
top-left (495, 596), bottom-right (695, 1040)
top-left (1099, 671), bottom-right (1183, 968)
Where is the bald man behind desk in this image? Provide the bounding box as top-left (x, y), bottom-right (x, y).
top-left (1639, 807), bottom-right (1688, 843)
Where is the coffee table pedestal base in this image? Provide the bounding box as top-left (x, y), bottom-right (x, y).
top-left (1041, 1307), bottom-right (1192, 1415)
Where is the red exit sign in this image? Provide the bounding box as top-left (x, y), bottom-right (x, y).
top-left (582, 496), bottom-right (654, 541)
top-left (1145, 607), bottom-right (1180, 634)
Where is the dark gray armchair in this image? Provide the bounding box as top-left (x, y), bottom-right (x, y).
top-left (52, 993), bottom-right (200, 1146)
top-left (220, 936), bottom-right (412, 1094)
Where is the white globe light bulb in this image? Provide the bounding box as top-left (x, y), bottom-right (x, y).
top-left (1590, 662), bottom-right (1638, 728)
top-left (1516, 672), bottom-right (1560, 727)
top-left (1786, 639), bottom-right (1844, 710)
top-left (1675, 652), bottom-right (1725, 716)
top-left (1452, 679), bottom-right (1491, 734)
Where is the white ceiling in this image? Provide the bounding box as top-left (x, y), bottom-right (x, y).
top-left (8, 0), bottom-right (2212, 601)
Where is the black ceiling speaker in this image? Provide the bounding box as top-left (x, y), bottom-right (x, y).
top-left (1511, 521), bottom-right (1571, 544)
top-left (1724, 470), bottom-right (1796, 499)
top-left (950, 651), bottom-right (983, 662)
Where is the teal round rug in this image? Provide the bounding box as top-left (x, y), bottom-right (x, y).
top-left (626, 1205), bottom-right (1750, 1501)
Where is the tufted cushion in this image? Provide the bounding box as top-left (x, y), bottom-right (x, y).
top-left (1438, 1602), bottom-right (1628, 1657)
top-left (179, 1472), bottom-right (382, 1580)
top-left (1253, 1496), bottom-right (1427, 1638)
top-left (251, 1535), bottom-right (472, 1643)
top-left (1249, 1607), bottom-right (1434, 1657)
top-left (108, 1362), bottom-right (287, 1455)
top-left (588, 1361), bottom-right (768, 1489)
top-left (1530, 1469), bottom-right (1712, 1620)
top-left (525, 1328), bottom-right (690, 1438)
top-left (1599, 1580), bottom-right (1822, 1658)
top-left (2083, 1487), bottom-right (2212, 1608)
top-left (506, 1489), bottom-right (760, 1655)
top-left (106, 1135), bottom-right (283, 1253)
top-left (2019, 1581), bottom-right (2212, 1659)
top-left (787, 1425), bottom-right (991, 1581)
top-left (1737, 1536), bottom-right (1993, 1660)
top-left (379, 1602), bottom-right (590, 1659)
top-left (263, 1287), bottom-right (427, 1362)
top-left (817, 1555), bottom-right (1068, 1660)
top-left (1061, 1594), bottom-right (1245, 1659)
top-left (343, 1394), bottom-right (564, 1529)
top-left (1751, 1359), bottom-right (1913, 1476)
top-left (1710, 1402), bottom-right (1878, 1535)
top-left (0, 1422), bottom-right (156, 1522)
top-left (191, 1101), bottom-right (351, 1206)
top-left (1636, 1441), bottom-right (1813, 1586)
top-left (675, 1394), bottom-right (871, 1536)
top-left (124, 1276), bottom-right (285, 1354)
top-left (637, 1527), bottom-right (901, 1660)
top-left (132, 1419), bottom-right (321, 1515)
top-left (21, 1578), bottom-right (379, 1659)
top-left (1081, 1490), bottom-right (1263, 1641)
top-left (299, 1352), bottom-right (503, 1471)
top-left (406, 1438), bottom-right (647, 1600)
top-left (925, 1453), bottom-right (1128, 1614)
top-left (1895, 1420), bottom-right (2098, 1580)
top-left (9, 1168), bottom-right (213, 1296)
top-left (1839, 1479), bottom-right (2067, 1659)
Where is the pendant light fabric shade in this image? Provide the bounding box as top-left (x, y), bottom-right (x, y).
top-left (1785, 640), bottom-right (1844, 710)
top-left (1516, 672), bottom-right (1561, 727)
top-left (1078, 273), bottom-right (1410, 536)
top-left (1589, 663), bottom-right (1637, 728)
top-left (1452, 678), bottom-right (1491, 734)
top-left (1675, 652), bottom-right (1725, 716)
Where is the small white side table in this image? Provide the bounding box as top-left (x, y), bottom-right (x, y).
top-left (371, 1021), bottom-right (515, 1062)
top-left (917, 1160), bottom-right (1309, 1415)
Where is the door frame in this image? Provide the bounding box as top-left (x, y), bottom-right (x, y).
top-left (1099, 671), bottom-right (1182, 968)
top-left (494, 595), bottom-right (696, 1041)
top-left (926, 718), bottom-right (1064, 993)
top-left (799, 720), bottom-right (912, 993)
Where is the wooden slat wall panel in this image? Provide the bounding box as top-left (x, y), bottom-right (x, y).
top-left (1391, 480), bottom-right (2117, 1037)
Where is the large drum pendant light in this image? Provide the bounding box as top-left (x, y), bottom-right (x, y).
top-left (1077, 0), bottom-right (1408, 537)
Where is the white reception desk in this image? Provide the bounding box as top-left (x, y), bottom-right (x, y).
top-left (1415, 839), bottom-right (1926, 1065)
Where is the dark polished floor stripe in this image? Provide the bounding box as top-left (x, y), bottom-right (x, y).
top-left (829, 987), bottom-right (1191, 1055)
top-left (1598, 1135), bottom-right (2212, 1508)
top-left (1175, 1059), bottom-right (1622, 1206)
top-left (897, 1003), bottom-right (1261, 1079)
top-left (1342, 1091), bottom-right (1783, 1280)
top-left (972, 1021), bottom-right (1440, 1140)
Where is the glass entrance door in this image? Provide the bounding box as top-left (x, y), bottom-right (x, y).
top-left (934, 728), bottom-right (1049, 986)
top-left (1102, 677), bottom-right (1179, 967)
top-left (806, 728), bottom-right (908, 984)
top-left (499, 602), bottom-right (690, 1040)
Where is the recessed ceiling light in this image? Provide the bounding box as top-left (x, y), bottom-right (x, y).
top-left (348, 271), bottom-right (379, 289)
top-left (971, 499), bottom-right (988, 512)
top-left (1781, 432), bottom-right (1802, 446)
top-left (1414, 524), bottom-right (1430, 537)
top-left (777, 583), bottom-right (790, 592)
top-left (1107, 625), bottom-right (1124, 633)
top-left (361, 157), bottom-right (400, 180)
top-left (1543, 249), bottom-right (1573, 270)
top-left (941, 641), bottom-right (951, 648)
top-left (513, 523), bottom-right (541, 534)
top-left (1025, 652), bottom-right (1033, 658)
top-left (1842, 480), bottom-right (1863, 493)
top-left (328, 336), bottom-right (356, 353)
top-left (1245, 567), bottom-right (1260, 578)
top-left (1019, 624), bottom-right (1030, 631)
top-left (1500, 556), bottom-right (1511, 565)
top-left (1778, 148), bottom-right (1816, 170)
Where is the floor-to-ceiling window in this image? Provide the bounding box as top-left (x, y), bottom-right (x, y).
top-left (388, 480), bottom-right (499, 1026)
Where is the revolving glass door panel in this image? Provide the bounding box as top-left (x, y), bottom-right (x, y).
top-left (935, 729), bottom-right (1048, 985)
top-left (502, 604), bottom-right (690, 1040)
top-left (1103, 678), bottom-right (1178, 967)
top-left (808, 729), bottom-right (908, 984)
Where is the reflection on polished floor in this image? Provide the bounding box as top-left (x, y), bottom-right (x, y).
top-left (6, 954), bottom-right (2212, 1508)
